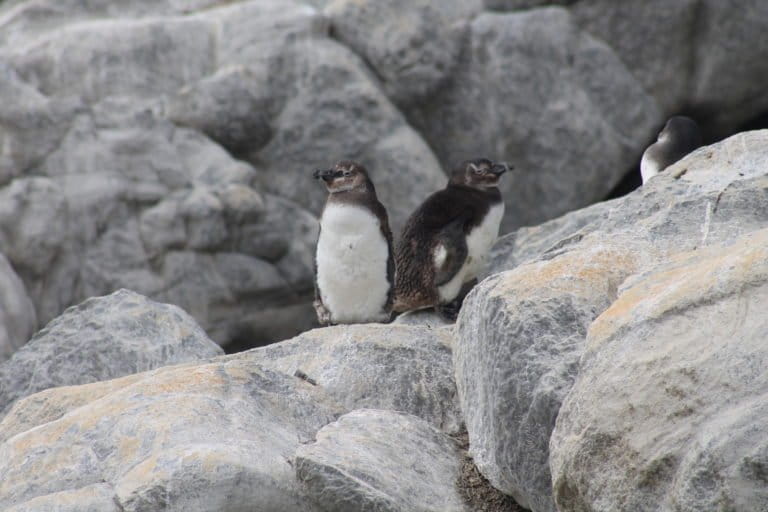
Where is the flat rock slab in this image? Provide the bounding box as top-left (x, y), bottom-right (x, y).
top-left (0, 289), bottom-right (223, 418)
top-left (551, 228), bottom-right (768, 512)
top-left (0, 359), bottom-right (339, 511)
top-left (233, 324), bottom-right (463, 434)
top-left (295, 409), bottom-right (469, 512)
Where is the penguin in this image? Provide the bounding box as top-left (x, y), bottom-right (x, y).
top-left (313, 160), bottom-right (394, 325)
top-left (393, 158), bottom-right (509, 318)
top-left (640, 116), bottom-right (702, 183)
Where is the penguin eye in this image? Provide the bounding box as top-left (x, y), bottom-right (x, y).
top-left (343, 170), bottom-right (352, 177)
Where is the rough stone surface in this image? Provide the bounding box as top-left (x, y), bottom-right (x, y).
top-left (295, 409), bottom-right (469, 512)
top-left (0, 253), bottom-right (36, 361)
top-left (325, 0), bottom-right (482, 106)
top-left (406, 7), bottom-right (661, 230)
top-left (0, 359), bottom-right (337, 511)
top-left (551, 228), bottom-right (768, 512)
top-left (456, 131), bottom-right (768, 511)
top-left (232, 324), bottom-right (463, 434)
top-left (0, 289), bottom-right (223, 419)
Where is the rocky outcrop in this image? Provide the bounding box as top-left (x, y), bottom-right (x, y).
top-left (455, 130), bottom-right (768, 511)
top-left (296, 409), bottom-right (468, 512)
top-left (551, 228), bottom-right (768, 512)
top-left (0, 289), bottom-right (223, 418)
top-left (0, 254), bottom-right (36, 362)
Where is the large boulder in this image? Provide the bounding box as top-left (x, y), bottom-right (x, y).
top-left (0, 359), bottom-right (338, 511)
top-left (295, 409), bottom-right (469, 512)
top-left (455, 130), bottom-right (768, 511)
top-left (0, 253), bottom-right (36, 361)
top-left (233, 324), bottom-right (463, 434)
top-left (551, 228), bottom-right (768, 512)
top-left (0, 289), bottom-right (223, 418)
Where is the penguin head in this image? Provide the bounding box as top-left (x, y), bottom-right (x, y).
top-left (659, 116), bottom-right (702, 147)
top-left (449, 158), bottom-right (511, 189)
top-left (313, 160), bottom-right (372, 194)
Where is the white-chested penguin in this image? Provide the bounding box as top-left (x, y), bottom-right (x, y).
top-left (640, 116), bottom-right (702, 183)
top-left (393, 158), bottom-right (509, 319)
top-left (313, 160), bottom-right (394, 325)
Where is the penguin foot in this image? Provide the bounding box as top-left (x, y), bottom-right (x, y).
top-left (436, 301), bottom-right (462, 322)
top-left (313, 300), bottom-right (333, 326)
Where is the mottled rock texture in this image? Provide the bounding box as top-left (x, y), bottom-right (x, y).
top-left (296, 409), bottom-right (468, 512)
top-left (0, 289), bottom-right (223, 418)
top-left (235, 324), bottom-right (463, 434)
top-left (0, 359), bottom-right (338, 512)
top-left (551, 228), bottom-right (768, 512)
top-left (456, 130), bottom-right (768, 511)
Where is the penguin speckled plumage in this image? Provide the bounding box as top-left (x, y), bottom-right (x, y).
top-left (641, 116), bottom-right (702, 183)
top-left (313, 160), bottom-right (394, 325)
top-left (393, 158), bottom-right (509, 317)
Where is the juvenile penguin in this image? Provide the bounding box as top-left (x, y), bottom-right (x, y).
top-left (640, 116), bottom-right (702, 183)
top-left (313, 160), bottom-right (394, 325)
top-left (393, 158), bottom-right (509, 317)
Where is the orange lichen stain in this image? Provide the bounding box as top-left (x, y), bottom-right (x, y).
top-left (589, 232), bottom-right (768, 347)
top-left (492, 245), bottom-right (640, 298)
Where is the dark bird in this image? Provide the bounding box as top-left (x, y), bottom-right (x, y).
top-left (313, 160), bottom-right (394, 325)
top-left (393, 158), bottom-right (509, 319)
top-left (641, 116), bottom-right (702, 183)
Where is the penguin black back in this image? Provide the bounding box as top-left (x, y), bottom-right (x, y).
top-left (394, 158), bottom-right (508, 313)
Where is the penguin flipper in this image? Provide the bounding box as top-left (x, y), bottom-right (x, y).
top-left (433, 217), bottom-right (469, 287)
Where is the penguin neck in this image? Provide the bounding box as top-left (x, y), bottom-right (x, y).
top-left (446, 183), bottom-right (502, 203)
top-left (327, 184), bottom-right (378, 207)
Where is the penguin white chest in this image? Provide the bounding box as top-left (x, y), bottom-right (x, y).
top-left (316, 204), bottom-right (390, 323)
top-left (437, 202), bottom-right (504, 302)
top-left (640, 146), bottom-right (661, 183)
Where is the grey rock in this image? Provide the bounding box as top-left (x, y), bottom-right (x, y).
top-left (571, 0), bottom-right (699, 113)
top-left (325, 0), bottom-right (481, 106)
top-left (0, 289), bottom-right (223, 419)
top-left (5, 483), bottom-right (121, 512)
top-left (0, 359), bottom-right (336, 511)
top-left (295, 409), bottom-right (468, 512)
top-left (551, 228), bottom-right (768, 512)
top-left (232, 324), bottom-right (463, 434)
top-left (0, 253), bottom-right (36, 361)
top-left (393, 310), bottom-right (453, 328)
top-left (406, 7), bottom-right (660, 231)
top-left (455, 130), bottom-right (768, 511)
top-left (254, 38), bottom-right (447, 236)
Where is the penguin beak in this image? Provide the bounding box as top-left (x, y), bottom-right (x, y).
top-left (313, 169), bottom-right (335, 182)
top-left (490, 163), bottom-right (511, 176)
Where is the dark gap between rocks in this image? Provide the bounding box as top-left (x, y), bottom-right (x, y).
top-left (452, 430), bottom-right (530, 512)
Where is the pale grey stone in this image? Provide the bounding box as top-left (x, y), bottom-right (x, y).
top-left (296, 409), bottom-right (469, 512)
top-left (551, 228), bottom-right (768, 512)
top-left (0, 360), bottom-right (335, 511)
top-left (456, 131), bottom-right (768, 512)
top-left (5, 483), bottom-right (121, 512)
top-left (0, 253), bottom-right (36, 362)
top-left (0, 289), bottom-right (223, 419)
top-left (325, 0), bottom-right (482, 105)
top-left (232, 324), bottom-right (463, 434)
